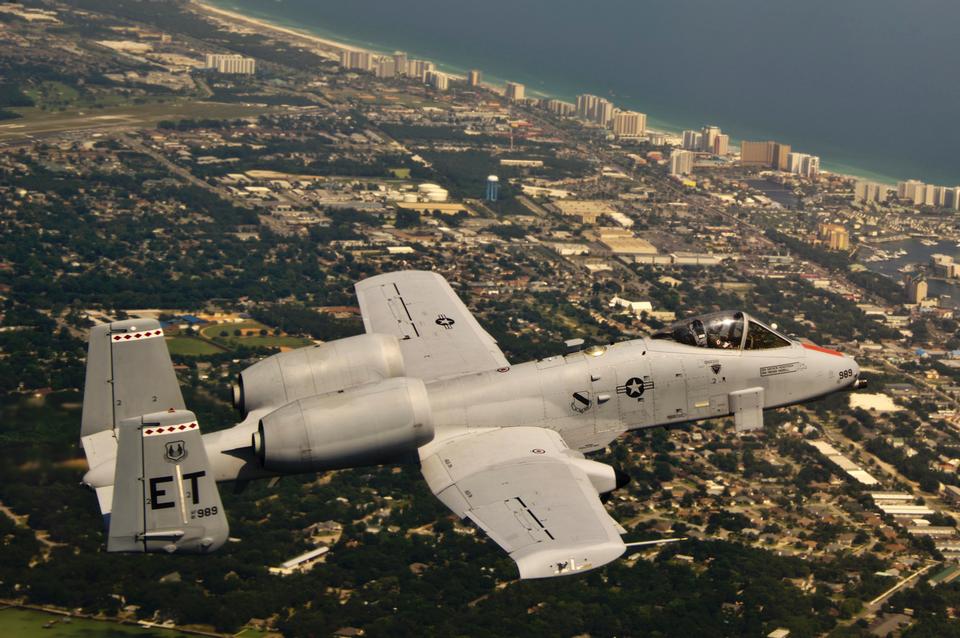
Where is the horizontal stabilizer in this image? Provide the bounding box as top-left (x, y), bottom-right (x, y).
top-left (108, 409), bottom-right (228, 553)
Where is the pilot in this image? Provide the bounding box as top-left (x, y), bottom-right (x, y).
top-left (708, 333), bottom-right (734, 349)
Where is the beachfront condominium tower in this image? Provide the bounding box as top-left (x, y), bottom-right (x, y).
top-left (374, 57), bottom-right (397, 78)
top-left (205, 54), bottom-right (256, 74)
top-left (701, 126), bottom-right (720, 153)
top-left (714, 133), bottom-right (730, 156)
top-left (931, 186), bottom-right (960, 209)
top-left (594, 98), bottom-right (615, 126)
top-left (505, 81), bottom-right (525, 101)
top-left (682, 130), bottom-right (703, 151)
top-left (544, 99), bottom-right (576, 117)
top-left (612, 111), bottom-right (647, 137)
top-left (772, 143), bottom-right (791, 170)
top-left (854, 180), bottom-right (890, 204)
top-left (407, 59), bottom-right (435, 81)
top-left (468, 70), bottom-right (481, 87)
top-left (393, 51), bottom-right (408, 76)
top-left (740, 140), bottom-right (791, 169)
top-left (426, 71), bottom-right (449, 91)
top-left (340, 50), bottom-right (373, 72)
top-left (897, 179), bottom-right (926, 205)
top-left (786, 153), bottom-right (821, 178)
top-left (576, 94), bottom-right (600, 119)
top-left (669, 149), bottom-right (695, 176)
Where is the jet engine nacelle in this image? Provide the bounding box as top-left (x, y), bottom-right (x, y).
top-left (234, 333), bottom-right (405, 417)
top-left (252, 377), bottom-right (435, 473)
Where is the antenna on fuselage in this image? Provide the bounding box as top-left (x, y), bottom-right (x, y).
top-left (564, 338), bottom-right (585, 354)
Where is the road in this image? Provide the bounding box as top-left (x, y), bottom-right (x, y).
top-left (0, 501), bottom-right (64, 559)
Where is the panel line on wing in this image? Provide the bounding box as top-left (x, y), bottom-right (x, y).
top-left (387, 283), bottom-right (420, 338)
top-left (512, 496), bottom-right (554, 539)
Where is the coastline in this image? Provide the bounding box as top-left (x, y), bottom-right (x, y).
top-left (190, 0), bottom-right (360, 57)
top-left (192, 0), bottom-right (901, 186)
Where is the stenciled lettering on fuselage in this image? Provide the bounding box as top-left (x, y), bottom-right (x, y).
top-left (759, 362), bottom-right (804, 377)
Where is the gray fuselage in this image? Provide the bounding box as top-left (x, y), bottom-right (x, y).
top-left (204, 335), bottom-right (860, 481)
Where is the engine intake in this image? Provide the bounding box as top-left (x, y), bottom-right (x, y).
top-left (234, 333), bottom-right (405, 417)
top-left (252, 377), bottom-right (434, 473)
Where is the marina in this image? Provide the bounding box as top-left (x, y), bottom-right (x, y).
top-left (859, 238), bottom-right (960, 306)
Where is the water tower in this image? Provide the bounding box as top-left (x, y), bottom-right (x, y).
top-left (485, 175), bottom-right (500, 202)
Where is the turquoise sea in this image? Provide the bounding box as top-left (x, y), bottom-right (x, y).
top-left (207, 0), bottom-right (960, 186)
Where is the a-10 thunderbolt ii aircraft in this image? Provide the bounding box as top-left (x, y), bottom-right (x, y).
top-left (79, 270), bottom-right (865, 579)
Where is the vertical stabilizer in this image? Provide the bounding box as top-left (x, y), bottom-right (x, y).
top-left (81, 319), bottom-right (188, 525)
top-left (108, 409), bottom-right (228, 553)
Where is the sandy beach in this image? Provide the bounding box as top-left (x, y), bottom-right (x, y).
top-left (191, 0), bottom-right (362, 57)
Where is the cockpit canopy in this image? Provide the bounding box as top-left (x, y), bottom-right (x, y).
top-left (652, 311), bottom-right (793, 350)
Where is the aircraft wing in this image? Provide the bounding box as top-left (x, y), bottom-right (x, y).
top-left (355, 270), bottom-right (508, 382)
top-left (420, 427), bottom-right (626, 579)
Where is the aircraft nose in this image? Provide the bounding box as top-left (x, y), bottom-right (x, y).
top-left (846, 356), bottom-right (866, 390)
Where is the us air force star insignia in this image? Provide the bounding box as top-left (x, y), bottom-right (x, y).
top-left (617, 377), bottom-right (654, 401)
top-left (624, 377), bottom-right (644, 398)
top-left (435, 314), bottom-right (455, 329)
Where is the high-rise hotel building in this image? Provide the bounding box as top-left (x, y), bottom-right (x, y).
top-left (670, 149), bottom-right (695, 176)
top-left (205, 54), bottom-right (256, 74)
top-left (505, 81), bottom-right (525, 101)
top-left (741, 140), bottom-right (791, 169)
top-left (612, 111), bottom-right (647, 137)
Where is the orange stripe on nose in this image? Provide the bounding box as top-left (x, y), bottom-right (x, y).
top-left (803, 343), bottom-right (844, 357)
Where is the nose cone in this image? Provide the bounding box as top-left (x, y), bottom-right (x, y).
top-left (835, 353), bottom-right (863, 391)
top-left (848, 357), bottom-right (867, 390)
top-left (801, 343), bottom-right (863, 394)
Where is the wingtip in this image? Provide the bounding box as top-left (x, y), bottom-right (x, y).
top-left (514, 541), bottom-right (626, 579)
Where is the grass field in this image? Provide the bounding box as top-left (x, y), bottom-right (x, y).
top-left (164, 336), bottom-right (227, 356)
top-left (218, 335), bottom-right (313, 349)
top-left (199, 322), bottom-right (313, 350)
top-left (0, 608), bottom-right (195, 637)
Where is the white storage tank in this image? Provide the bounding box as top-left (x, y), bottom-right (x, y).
top-left (418, 183), bottom-right (442, 194)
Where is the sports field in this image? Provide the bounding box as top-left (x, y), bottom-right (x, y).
top-left (0, 607), bottom-right (195, 637)
top-left (200, 322), bottom-right (313, 350)
top-left (165, 336), bottom-right (228, 356)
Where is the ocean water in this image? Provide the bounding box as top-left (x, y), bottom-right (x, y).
top-left (208, 0), bottom-right (960, 185)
